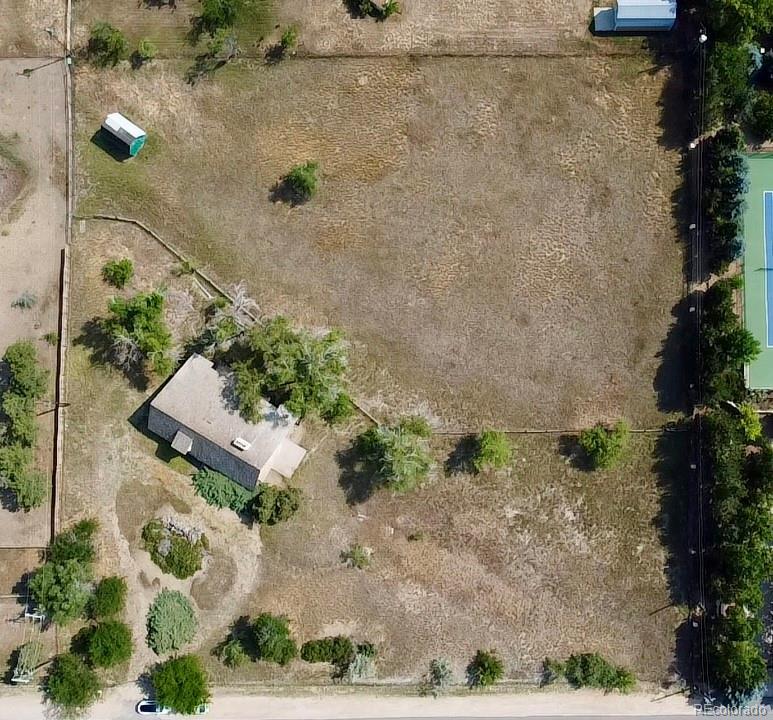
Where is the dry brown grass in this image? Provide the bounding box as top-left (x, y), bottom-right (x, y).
top-left (0, 0), bottom-right (65, 56)
top-left (75, 56), bottom-right (686, 429)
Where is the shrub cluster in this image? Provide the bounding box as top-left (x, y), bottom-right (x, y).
top-left (252, 613), bottom-right (297, 665)
top-left (578, 420), bottom-right (629, 470)
top-left (193, 468), bottom-right (254, 512)
top-left (357, 416), bottom-right (433, 492)
top-left (250, 484), bottom-right (301, 525)
top-left (0, 341), bottom-right (49, 511)
top-left (702, 129), bottom-right (748, 275)
top-left (88, 22), bottom-right (128, 67)
top-left (301, 635), bottom-right (355, 667)
top-left (147, 589), bottom-right (198, 655)
top-left (543, 653), bottom-right (635, 693)
top-left (88, 619), bottom-right (133, 668)
top-left (90, 575), bottom-right (128, 618)
top-left (102, 291), bottom-right (173, 376)
top-left (29, 520), bottom-right (98, 625)
top-left (705, 408), bottom-right (773, 702)
top-left (142, 518), bottom-right (208, 579)
top-left (233, 316), bottom-right (352, 423)
top-left (45, 653), bottom-right (101, 713)
top-left (701, 277), bottom-right (760, 404)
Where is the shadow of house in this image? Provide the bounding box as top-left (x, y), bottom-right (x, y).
top-left (90, 129), bottom-right (131, 163)
top-left (73, 317), bottom-right (151, 392)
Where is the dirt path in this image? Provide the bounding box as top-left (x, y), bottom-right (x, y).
top-left (0, 58), bottom-right (66, 547)
top-left (0, 684), bottom-right (696, 720)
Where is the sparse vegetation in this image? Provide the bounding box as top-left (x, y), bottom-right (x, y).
top-left (142, 519), bottom-right (207, 579)
top-left (218, 637), bottom-right (248, 668)
top-left (88, 22), bottom-right (128, 67)
top-left (233, 316), bottom-right (352, 422)
top-left (472, 429), bottom-right (511, 472)
top-left (152, 655), bottom-right (210, 715)
top-left (132, 38), bottom-right (157, 68)
top-left (147, 589), bottom-right (198, 654)
top-left (357, 416), bottom-right (433, 492)
top-left (340, 543), bottom-right (371, 569)
top-left (252, 613), bottom-right (297, 665)
top-left (101, 258), bottom-right (134, 288)
top-left (419, 657), bottom-right (453, 696)
top-left (11, 291), bottom-right (37, 309)
top-left (193, 468), bottom-right (254, 512)
top-left (280, 25), bottom-right (298, 51)
top-left (466, 649), bottom-right (504, 687)
top-left (578, 421), bottom-right (629, 470)
top-left (249, 484), bottom-right (301, 525)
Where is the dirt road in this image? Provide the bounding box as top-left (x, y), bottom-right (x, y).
top-left (0, 685), bottom-right (696, 720)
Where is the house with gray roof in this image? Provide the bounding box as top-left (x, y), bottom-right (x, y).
top-left (147, 354), bottom-right (307, 489)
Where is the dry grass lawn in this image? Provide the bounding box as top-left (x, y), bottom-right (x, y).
top-left (75, 55), bottom-right (686, 430)
top-left (0, 0), bottom-right (65, 56)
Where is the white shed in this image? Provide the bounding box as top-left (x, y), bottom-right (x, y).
top-left (101, 112), bottom-right (147, 157)
top-left (594, 0), bottom-right (676, 32)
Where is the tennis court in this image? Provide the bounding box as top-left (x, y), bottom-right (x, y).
top-left (743, 154), bottom-right (773, 389)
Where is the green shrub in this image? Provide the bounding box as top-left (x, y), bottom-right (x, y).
top-left (4, 340), bottom-right (48, 399)
top-left (29, 559), bottom-right (90, 625)
top-left (300, 636), bottom-right (355, 668)
top-left (702, 277), bottom-right (760, 404)
top-left (102, 291), bottom-right (173, 376)
top-left (578, 421), bottom-right (629, 470)
top-left (135, 38), bottom-right (157, 65)
top-left (46, 653), bottom-right (101, 713)
top-left (88, 620), bottom-right (133, 668)
top-left (147, 589), bottom-right (198, 655)
top-left (2, 392), bottom-right (37, 446)
top-left (563, 653), bottom-right (635, 693)
top-left (252, 613), bottom-right (297, 665)
top-left (49, 519), bottom-right (98, 565)
top-left (101, 258), bottom-right (134, 288)
top-left (250, 484), bottom-right (301, 525)
top-left (91, 576), bottom-right (128, 618)
top-left (280, 25), bottom-right (298, 49)
top-left (706, 42), bottom-right (755, 125)
top-left (747, 91), bottom-right (773, 142)
top-left (234, 316), bottom-right (352, 423)
top-left (193, 468), bottom-right (254, 512)
top-left (218, 638), bottom-right (248, 668)
top-left (142, 519), bottom-right (206, 579)
top-left (88, 22), bottom-right (128, 67)
top-left (285, 161), bottom-right (320, 201)
top-left (473, 429), bottom-right (511, 472)
top-left (712, 639), bottom-right (768, 701)
top-left (198, 0), bottom-right (241, 34)
top-left (466, 649), bottom-right (504, 687)
top-left (358, 417), bottom-right (433, 492)
top-left (541, 657), bottom-right (565, 685)
top-left (340, 543), bottom-right (371, 569)
top-left (152, 655), bottom-right (210, 715)
top-left (9, 469), bottom-right (46, 511)
top-left (739, 403), bottom-right (763, 442)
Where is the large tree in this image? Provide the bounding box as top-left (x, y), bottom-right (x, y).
top-left (152, 655), bottom-right (210, 714)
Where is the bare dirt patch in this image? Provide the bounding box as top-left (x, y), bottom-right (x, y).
top-left (75, 56), bottom-right (686, 429)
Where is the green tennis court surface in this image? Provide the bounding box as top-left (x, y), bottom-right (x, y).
top-left (743, 153), bottom-right (773, 389)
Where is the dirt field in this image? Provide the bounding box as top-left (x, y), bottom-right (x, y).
top-left (74, 0), bottom-right (603, 58)
top-left (75, 56), bottom-right (686, 430)
top-left (0, 0), bottom-right (65, 57)
top-left (0, 59), bottom-right (67, 548)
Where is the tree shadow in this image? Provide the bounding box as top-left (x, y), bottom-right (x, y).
top-left (0, 486), bottom-right (19, 512)
top-left (268, 178), bottom-right (308, 207)
top-left (90, 129), bottom-right (131, 163)
top-left (342, 0), bottom-right (368, 19)
top-left (444, 434), bottom-right (477, 475)
top-left (557, 434), bottom-right (592, 471)
top-left (3, 647), bottom-right (20, 684)
top-left (69, 626), bottom-right (94, 657)
top-left (185, 55), bottom-right (227, 85)
top-left (72, 317), bottom-right (150, 392)
top-left (654, 296), bottom-right (693, 414)
top-left (336, 440), bottom-right (380, 505)
top-left (264, 44), bottom-right (286, 65)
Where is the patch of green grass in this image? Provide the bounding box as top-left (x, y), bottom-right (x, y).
top-left (169, 456), bottom-right (196, 475)
top-left (0, 133), bottom-right (28, 171)
top-left (234, 0), bottom-right (275, 48)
